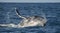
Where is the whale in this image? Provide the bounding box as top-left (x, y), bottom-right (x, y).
top-left (0, 8), bottom-right (47, 28)
top-left (15, 8), bottom-right (47, 28)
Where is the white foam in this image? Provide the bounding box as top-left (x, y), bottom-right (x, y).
top-left (0, 8), bottom-right (47, 28)
top-left (0, 18), bottom-right (47, 28)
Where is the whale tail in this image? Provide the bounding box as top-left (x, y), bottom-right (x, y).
top-left (15, 8), bottom-right (26, 19)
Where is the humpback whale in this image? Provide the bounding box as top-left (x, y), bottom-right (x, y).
top-left (15, 8), bottom-right (47, 27)
top-left (0, 8), bottom-right (47, 28)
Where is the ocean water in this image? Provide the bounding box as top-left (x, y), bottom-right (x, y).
top-left (0, 3), bottom-right (60, 33)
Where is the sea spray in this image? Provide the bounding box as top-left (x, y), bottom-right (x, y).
top-left (0, 8), bottom-right (47, 28)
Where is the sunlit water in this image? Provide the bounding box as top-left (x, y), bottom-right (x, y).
top-left (0, 3), bottom-right (60, 33)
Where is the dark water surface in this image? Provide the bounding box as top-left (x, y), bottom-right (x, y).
top-left (0, 3), bottom-right (60, 33)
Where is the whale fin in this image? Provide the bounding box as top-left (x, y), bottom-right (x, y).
top-left (15, 8), bottom-right (26, 19)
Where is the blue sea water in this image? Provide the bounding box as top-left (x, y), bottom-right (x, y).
top-left (0, 3), bottom-right (60, 33)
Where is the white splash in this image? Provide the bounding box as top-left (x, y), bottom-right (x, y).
top-left (0, 8), bottom-right (47, 28)
top-left (0, 16), bottom-right (47, 28)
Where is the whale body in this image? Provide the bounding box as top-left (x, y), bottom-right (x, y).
top-left (0, 8), bottom-right (47, 28)
top-left (15, 8), bottom-right (47, 28)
